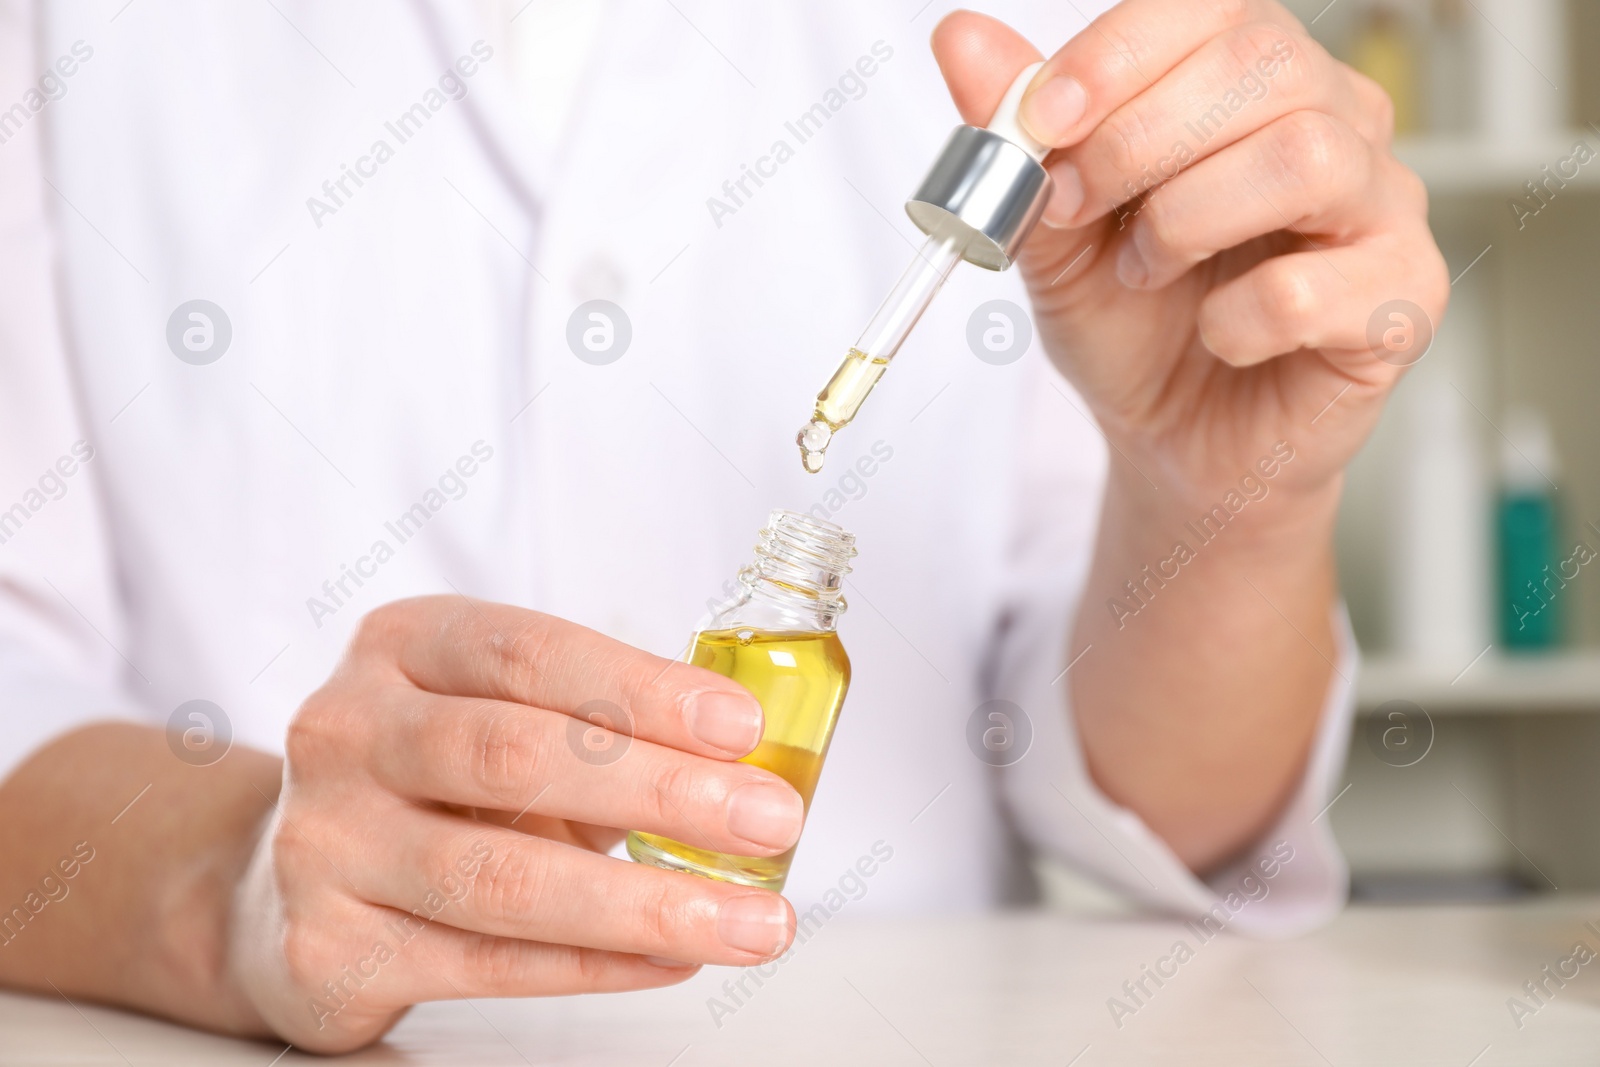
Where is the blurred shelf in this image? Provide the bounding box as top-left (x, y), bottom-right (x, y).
top-left (1357, 651), bottom-right (1600, 714)
top-left (1394, 131), bottom-right (1600, 196)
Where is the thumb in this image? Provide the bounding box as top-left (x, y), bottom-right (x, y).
top-left (930, 10), bottom-right (1043, 126)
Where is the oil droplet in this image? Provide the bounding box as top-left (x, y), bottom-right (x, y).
top-left (797, 418), bottom-right (832, 475)
top-left (735, 629), bottom-right (756, 645)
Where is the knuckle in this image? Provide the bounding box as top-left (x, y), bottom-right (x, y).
top-left (1267, 111), bottom-right (1348, 194)
top-left (479, 842), bottom-right (551, 922)
top-left (584, 645), bottom-right (652, 716)
top-left (282, 706), bottom-right (326, 771)
top-left (643, 759), bottom-right (704, 830)
top-left (266, 815), bottom-right (328, 889)
top-left (663, 683), bottom-right (699, 735)
top-left (497, 612), bottom-right (561, 691)
top-left (569, 944), bottom-right (610, 987)
top-left (1100, 104), bottom-right (1160, 181)
top-left (1420, 245), bottom-right (1452, 320)
top-left (267, 816), bottom-right (307, 872)
top-left (1352, 70), bottom-right (1397, 143)
top-left (351, 600), bottom-right (408, 655)
top-left (1136, 194), bottom-right (1181, 258)
top-left (1373, 91), bottom-right (1396, 143)
top-left (1390, 157), bottom-right (1429, 215)
top-left (464, 934), bottom-right (527, 988)
top-left (1229, 22), bottom-right (1289, 72)
top-left (1079, 19), bottom-right (1158, 94)
top-left (634, 878), bottom-right (689, 951)
top-left (280, 918), bottom-right (339, 990)
top-left (284, 682), bottom-right (369, 778)
top-left (1221, 0), bottom-right (1258, 23)
top-left (1231, 22), bottom-right (1310, 98)
top-left (1264, 262), bottom-right (1321, 330)
top-left (469, 704), bottom-right (543, 806)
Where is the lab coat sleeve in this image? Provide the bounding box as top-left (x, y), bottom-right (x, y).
top-left (0, 4), bottom-right (142, 782)
top-left (988, 356), bottom-right (1354, 938)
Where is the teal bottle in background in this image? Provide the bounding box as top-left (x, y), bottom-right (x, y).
top-left (1498, 491), bottom-right (1559, 648)
top-left (1496, 409), bottom-right (1560, 650)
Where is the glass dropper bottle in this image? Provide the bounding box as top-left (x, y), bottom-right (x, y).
top-left (797, 62), bottom-right (1056, 473)
top-left (628, 510), bottom-right (856, 891)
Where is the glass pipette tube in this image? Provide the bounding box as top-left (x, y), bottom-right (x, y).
top-left (797, 231), bottom-right (964, 473)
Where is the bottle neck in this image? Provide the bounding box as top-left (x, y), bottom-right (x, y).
top-left (713, 511), bottom-right (857, 634)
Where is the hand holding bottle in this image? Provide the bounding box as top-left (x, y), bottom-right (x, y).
top-left (227, 596), bottom-right (802, 1052)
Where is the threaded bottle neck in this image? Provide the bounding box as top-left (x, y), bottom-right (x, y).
top-left (732, 510), bottom-right (857, 631)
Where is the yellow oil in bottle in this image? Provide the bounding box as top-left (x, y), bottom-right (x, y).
top-left (627, 627), bottom-right (850, 891)
top-left (797, 347), bottom-right (888, 474)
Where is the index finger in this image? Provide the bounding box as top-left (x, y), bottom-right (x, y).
top-left (943, 1), bottom-right (1295, 150)
top-left (357, 595), bottom-right (765, 760)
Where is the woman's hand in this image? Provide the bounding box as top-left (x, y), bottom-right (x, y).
top-left (934, 1), bottom-right (1447, 520)
top-left (931, 2), bottom-right (1448, 870)
top-left (228, 596), bottom-right (801, 1052)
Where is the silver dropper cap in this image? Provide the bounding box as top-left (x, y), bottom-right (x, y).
top-left (904, 63), bottom-right (1055, 271)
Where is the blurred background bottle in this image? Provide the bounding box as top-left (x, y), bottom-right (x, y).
top-left (1497, 408), bottom-right (1562, 650)
top-left (1426, 0), bottom-right (1473, 135)
top-left (1473, 0), bottom-right (1570, 141)
top-left (1391, 375), bottom-right (1492, 666)
top-left (1351, 1), bottom-right (1420, 135)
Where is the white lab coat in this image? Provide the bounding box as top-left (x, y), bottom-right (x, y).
top-left (0, 0), bottom-right (1354, 933)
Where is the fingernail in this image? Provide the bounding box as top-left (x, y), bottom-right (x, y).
top-left (689, 692), bottom-right (763, 755)
top-left (716, 893), bottom-right (792, 958)
top-left (1042, 160), bottom-right (1084, 228)
top-left (726, 781), bottom-right (803, 851)
top-left (1116, 236), bottom-right (1149, 288)
top-left (1020, 74), bottom-right (1087, 145)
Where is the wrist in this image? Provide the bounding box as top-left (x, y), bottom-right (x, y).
top-left (1101, 440), bottom-right (1343, 564)
top-left (150, 798), bottom-right (277, 1037)
top-left (213, 816), bottom-right (280, 1035)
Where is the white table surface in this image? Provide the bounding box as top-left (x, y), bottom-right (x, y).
top-left (6, 899), bottom-right (1600, 1065)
